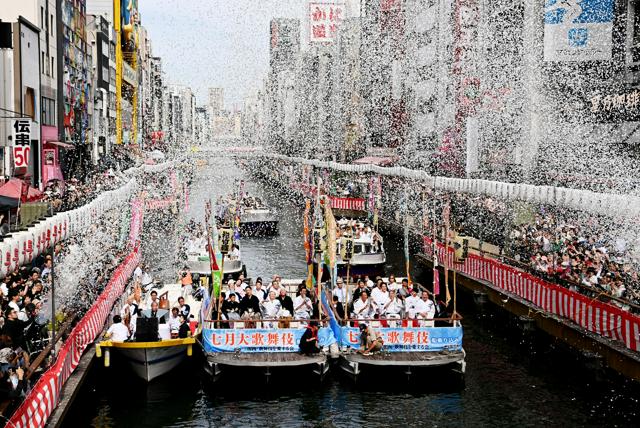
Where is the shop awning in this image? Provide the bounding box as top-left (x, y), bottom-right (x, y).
top-left (44, 140), bottom-right (75, 149)
top-left (0, 178), bottom-right (43, 204)
top-left (352, 156), bottom-right (397, 167)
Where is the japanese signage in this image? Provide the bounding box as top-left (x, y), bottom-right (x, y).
top-left (123, 62), bottom-right (138, 87)
top-left (204, 328), bottom-right (333, 353)
top-left (544, 0), bottom-right (614, 62)
top-left (11, 119), bottom-right (31, 168)
top-left (308, 2), bottom-right (345, 43)
top-left (589, 90), bottom-right (640, 114)
top-left (340, 327), bottom-right (463, 352)
top-left (203, 326), bottom-right (463, 353)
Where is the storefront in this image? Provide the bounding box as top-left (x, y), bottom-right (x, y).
top-left (41, 125), bottom-right (72, 188)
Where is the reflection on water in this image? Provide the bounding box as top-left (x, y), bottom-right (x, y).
top-left (63, 160), bottom-right (640, 428)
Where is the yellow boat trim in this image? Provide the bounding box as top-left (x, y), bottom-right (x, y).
top-left (98, 337), bottom-right (196, 349)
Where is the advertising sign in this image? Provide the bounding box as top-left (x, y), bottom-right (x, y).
top-left (544, 0), bottom-right (614, 62)
top-left (12, 119), bottom-right (31, 168)
top-left (203, 328), bottom-right (336, 353)
top-left (339, 326), bottom-right (463, 352)
top-left (309, 2), bottom-right (345, 43)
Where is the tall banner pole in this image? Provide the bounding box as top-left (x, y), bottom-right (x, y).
top-left (114, 0), bottom-right (122, 145)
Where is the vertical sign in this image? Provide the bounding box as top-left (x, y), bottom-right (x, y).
top-left (12, 119), bottom-right (31, 168)
top-left (544, 0), bottom-right (614, 62)
top-left (309, 2), bottom-right (345, 43)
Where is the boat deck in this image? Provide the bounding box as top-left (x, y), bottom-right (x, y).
top-left (343, 350), bottom-right (464, 366)
top-left (208, 352), bottom-right (326, 367)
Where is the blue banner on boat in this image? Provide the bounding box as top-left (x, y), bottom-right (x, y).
top-left (203, 328), bottom-right (335, 353)
top-left (339, 326), bottom-right (463, 352)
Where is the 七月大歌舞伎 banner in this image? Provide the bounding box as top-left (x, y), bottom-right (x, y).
top-left (339, 326), bottom-right (463, 352)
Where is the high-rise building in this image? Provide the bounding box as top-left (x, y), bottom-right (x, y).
top-left (0, 1), bottom-right (58, 186)
top-left (208, 87), bottom-right (224, 116)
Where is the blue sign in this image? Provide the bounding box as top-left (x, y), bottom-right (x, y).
top-left (203, 326), bottom-right (463, 353)
top-left (339, 326), bottom-right (463, 352)
top-left (543, 0), bottom-right (614, 62)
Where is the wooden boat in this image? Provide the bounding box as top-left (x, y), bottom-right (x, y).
top-left (337, 323), bottom-right (466, 382)
top-left (200, 280), bottom-right (333, 383)
top-left (97, 282), bottom-right (203, 382)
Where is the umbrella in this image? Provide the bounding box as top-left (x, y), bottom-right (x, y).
top-left (141, 308), bottom-right (169, 319)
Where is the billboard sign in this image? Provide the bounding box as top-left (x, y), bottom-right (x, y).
top-left (544, 0), bottom-right (614, 62)
top-left (309, 2), bottom-right (345, 43)
top-left (12, 119), bottom-right (31, 168)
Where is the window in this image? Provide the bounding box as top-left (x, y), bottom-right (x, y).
top-left (24, 88), bottom-right (35, 120)
top-left (40, 7), bottom-right (44, 28)
top-left (41, 97), bottom-right (56, 126)
top-left (51, 14), bottom-right (54, 36)
top-left (42, 51), bottom-right (46, 75)
top-left (51, 56), bottom-right (54, 78)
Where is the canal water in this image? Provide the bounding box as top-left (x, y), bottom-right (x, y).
top-left (64, 159), bottom-right (639, 427)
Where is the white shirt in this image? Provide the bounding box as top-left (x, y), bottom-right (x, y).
top-left (230, 248), bottom-right (241, 260)
top-left (133, 266), bottom-right (143, 280)
top-left (405, 295), bottom-right (420, 317)
top-left (107, 322), bottom-right (130, 342)
top-left (353, 298), bottom-right (373, 318)
top-left (141, 272), bottom-right (153, 286)
top-left (414, 298), bottom-right (435, 318)
top-left (293, 295), bottom-right (312, 316)
top-left (384, 298), bottom-right (404, 315)
top-left (387, 281), bottom-right (401, 292)
top-left (372, 291), bottom-right (390, 314)
top-left (253, 287), bottom-right (268, 301)
top-left (168, 315), bottom-right (180, 332)
top-left (332, 286), bottom-right (347, 303)
top-left (261, 299), bottom-right (281, 317)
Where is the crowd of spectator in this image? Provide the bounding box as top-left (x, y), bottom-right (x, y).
top-left (509, 212), bottom-right (640, 309)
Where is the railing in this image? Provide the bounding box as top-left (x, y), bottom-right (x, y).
top-left (423, 236), bottom-right (640, 353)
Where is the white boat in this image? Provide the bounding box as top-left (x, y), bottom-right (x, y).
top-left (185, 250), bottom-right (246, 280)
top-left (97, 282), bottom-right (203, 382)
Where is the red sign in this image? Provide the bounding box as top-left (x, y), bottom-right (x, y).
top-left (309, 2), bottom-right (344, 43)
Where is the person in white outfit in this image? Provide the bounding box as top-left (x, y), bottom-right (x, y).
top-left (382, 290), bottom-right (404, 327)
top-left (352, 290), bottom-right (374, 322)
top-left (293, 287), bottom-right (313, 320)
top-left (261, 291), bottom-right (282, 328)
top-left (105, 315), bottom-right (130, 342)
top-left (413, 290), bottom-right (436, 327)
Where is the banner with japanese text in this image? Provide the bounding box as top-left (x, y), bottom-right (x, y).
top-left (203, 328), bottom-right (336, 353)
top-left (339, 326), bottom-right (463, 352)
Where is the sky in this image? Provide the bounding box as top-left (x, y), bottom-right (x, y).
top-left (139, 0), bottom-right (307, 110)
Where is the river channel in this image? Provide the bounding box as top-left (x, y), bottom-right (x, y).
top-left (63, 159), bottom-right (639, 427)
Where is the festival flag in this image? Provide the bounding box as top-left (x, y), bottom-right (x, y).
top-left (443, 201), bottom-right (452, 306)
top-left (324, 196), bottom-right (338, 285)
top-left (402, 190), bottom-right (412, 284)
top-left (434, 266), bottom-right (440, 295)
top-left (303, 199), bottom-right (314, 288)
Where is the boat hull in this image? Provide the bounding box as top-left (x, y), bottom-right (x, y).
top-left (338, 350), bottom-right (466, 383)
top-left (239, 220), bottom-right (279, 237)
top-left (205, 352), bottom-right (329, 384)
top-left (98, 338), bottom-right (195, 382)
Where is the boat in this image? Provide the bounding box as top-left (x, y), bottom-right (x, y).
top-left (96, 282), bottom-right (203, 382)
top-left (315, 218), bottom-right (387, 280)
top-left (183, 234), bottom-right (247, 281)
top-left (201, 280), bottom-right (332, 384)
top-left (215, 193), bottom-right (278, 237)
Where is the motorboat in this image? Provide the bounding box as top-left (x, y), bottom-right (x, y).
top-left (182, 235), bottom-right (247, 281)
top-left (96, 282), bottom-right (203, 382)
top-left (315, 219), bottom-right (387, 280)
top-left (215, 193), bottom-right (278, 237)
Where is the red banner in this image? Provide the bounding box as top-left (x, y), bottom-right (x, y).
top-left (9, 200), bottom-right (146, 428)
top-left (423, 237), bottom-right (640, 352)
